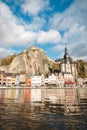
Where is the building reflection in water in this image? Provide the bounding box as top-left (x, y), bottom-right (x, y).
top-left (0, 88), bottom-right (87, 115)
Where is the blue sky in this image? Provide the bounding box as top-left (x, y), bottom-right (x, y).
top-left (0, 0), bottom-right (87, 61)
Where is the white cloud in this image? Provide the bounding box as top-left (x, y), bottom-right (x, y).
top-left (0, 1), bottom-right (61, 48)
top-left (24, 17), bottom-right (46, 31)
top-left (0, 48), bottom-right (15, 58)
top-left (37, 30), bottom-right (61, 44)
top-left (50, 0), bottom-right (87, 60)
top-left (70, 43), bottom-right (87, 61)
top-left (50, 0), bottom-right (87, 30)
top-left (0, 1), bottom-right (37, 47)
top-left (22, 0), bottom-right (49, 16)
top-left (53, 44), bottom-right (64, 52)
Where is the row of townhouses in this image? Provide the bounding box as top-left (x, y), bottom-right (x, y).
top-left (0, 71), bottom-right (65, 87)
top-left (0, 70), bottom-right (86, 87)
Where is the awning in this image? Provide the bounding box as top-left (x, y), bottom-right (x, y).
top-left (65, 81), bottom-right (75, 84)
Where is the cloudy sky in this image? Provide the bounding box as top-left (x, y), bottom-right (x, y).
top-left (0, 0), bottom-right (87, 60)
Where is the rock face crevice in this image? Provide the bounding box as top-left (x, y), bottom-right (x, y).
top-left (0, 46), bottom-right (58, 75)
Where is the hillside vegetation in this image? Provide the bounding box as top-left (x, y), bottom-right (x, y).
top-left (76, 60), bottom-right (87, 78)
top-left (0, 54), bottom-right (16, 66)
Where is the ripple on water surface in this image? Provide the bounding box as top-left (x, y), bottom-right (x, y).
top-left (0, 88), bottom-right (87, 130)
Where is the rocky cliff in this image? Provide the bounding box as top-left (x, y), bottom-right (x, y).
top-left (76, 60), bottom-right (87, 78)
top-left (0, 46), bottom-right (59, 75)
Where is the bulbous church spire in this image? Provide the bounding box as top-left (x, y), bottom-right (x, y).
top-left (62, 47), bottom-right (72, 64)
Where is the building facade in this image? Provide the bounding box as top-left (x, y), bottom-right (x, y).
top-left (0, 71), bottom-right (6, 86)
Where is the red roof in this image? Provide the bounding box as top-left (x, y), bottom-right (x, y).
top-left (65, 81), bottom-right (75, 84)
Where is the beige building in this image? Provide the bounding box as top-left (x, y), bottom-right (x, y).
top-left (6, 73), bottom-right (12, 87)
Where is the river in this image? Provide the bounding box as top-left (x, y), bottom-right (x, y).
top-left (0, 88), bottom-right (87, 130)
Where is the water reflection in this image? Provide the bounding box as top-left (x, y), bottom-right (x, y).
top-left (0, 88), bottom-right (87, 130)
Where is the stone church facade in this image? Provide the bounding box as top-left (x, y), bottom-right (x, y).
top-left (60, 47), bottom-right (77, 83)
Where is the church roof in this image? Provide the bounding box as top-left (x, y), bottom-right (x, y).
top-left (62, 47), bottom-right (73, 64)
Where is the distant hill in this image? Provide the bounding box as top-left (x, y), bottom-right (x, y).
top-left (76, 60), bottom-right (87, 78)
top-left (0, 54), bottom-right (16, 66)
top-left (0, 46), bottom-right (59, 75)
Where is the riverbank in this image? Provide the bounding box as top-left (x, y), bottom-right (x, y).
top-left (0, 86), bottom-right (86, 89)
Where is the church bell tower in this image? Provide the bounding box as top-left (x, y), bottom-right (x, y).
top-left (60, 47), bottom-right (77, 82)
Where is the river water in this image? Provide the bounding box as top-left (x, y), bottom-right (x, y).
top-left (0, 88), bottom-right (87, 130)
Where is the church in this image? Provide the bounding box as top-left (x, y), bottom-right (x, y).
top-left (57, 47), bottom-right (77, 84)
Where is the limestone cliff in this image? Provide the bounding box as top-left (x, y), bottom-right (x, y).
top-left (0, 46), bottom-right (59, 75)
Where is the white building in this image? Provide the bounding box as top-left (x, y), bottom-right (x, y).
top-left (48, 74), bottom-right (57, 85)
top-left (57, 73), bottom-right (65, 87)
top-left (44, 78), bottom-right (49, 85)
top-left (31, 74), bottom-right (45, 87)
top-left (77, 78), bottom-right (84, 85)
top-left (15, 74), bottom-right (20, 86)
top-left (31, 76), bottom-right (42, 87)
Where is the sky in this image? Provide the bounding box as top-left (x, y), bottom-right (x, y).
top-left (0, 0), bottom-right (87, 61)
